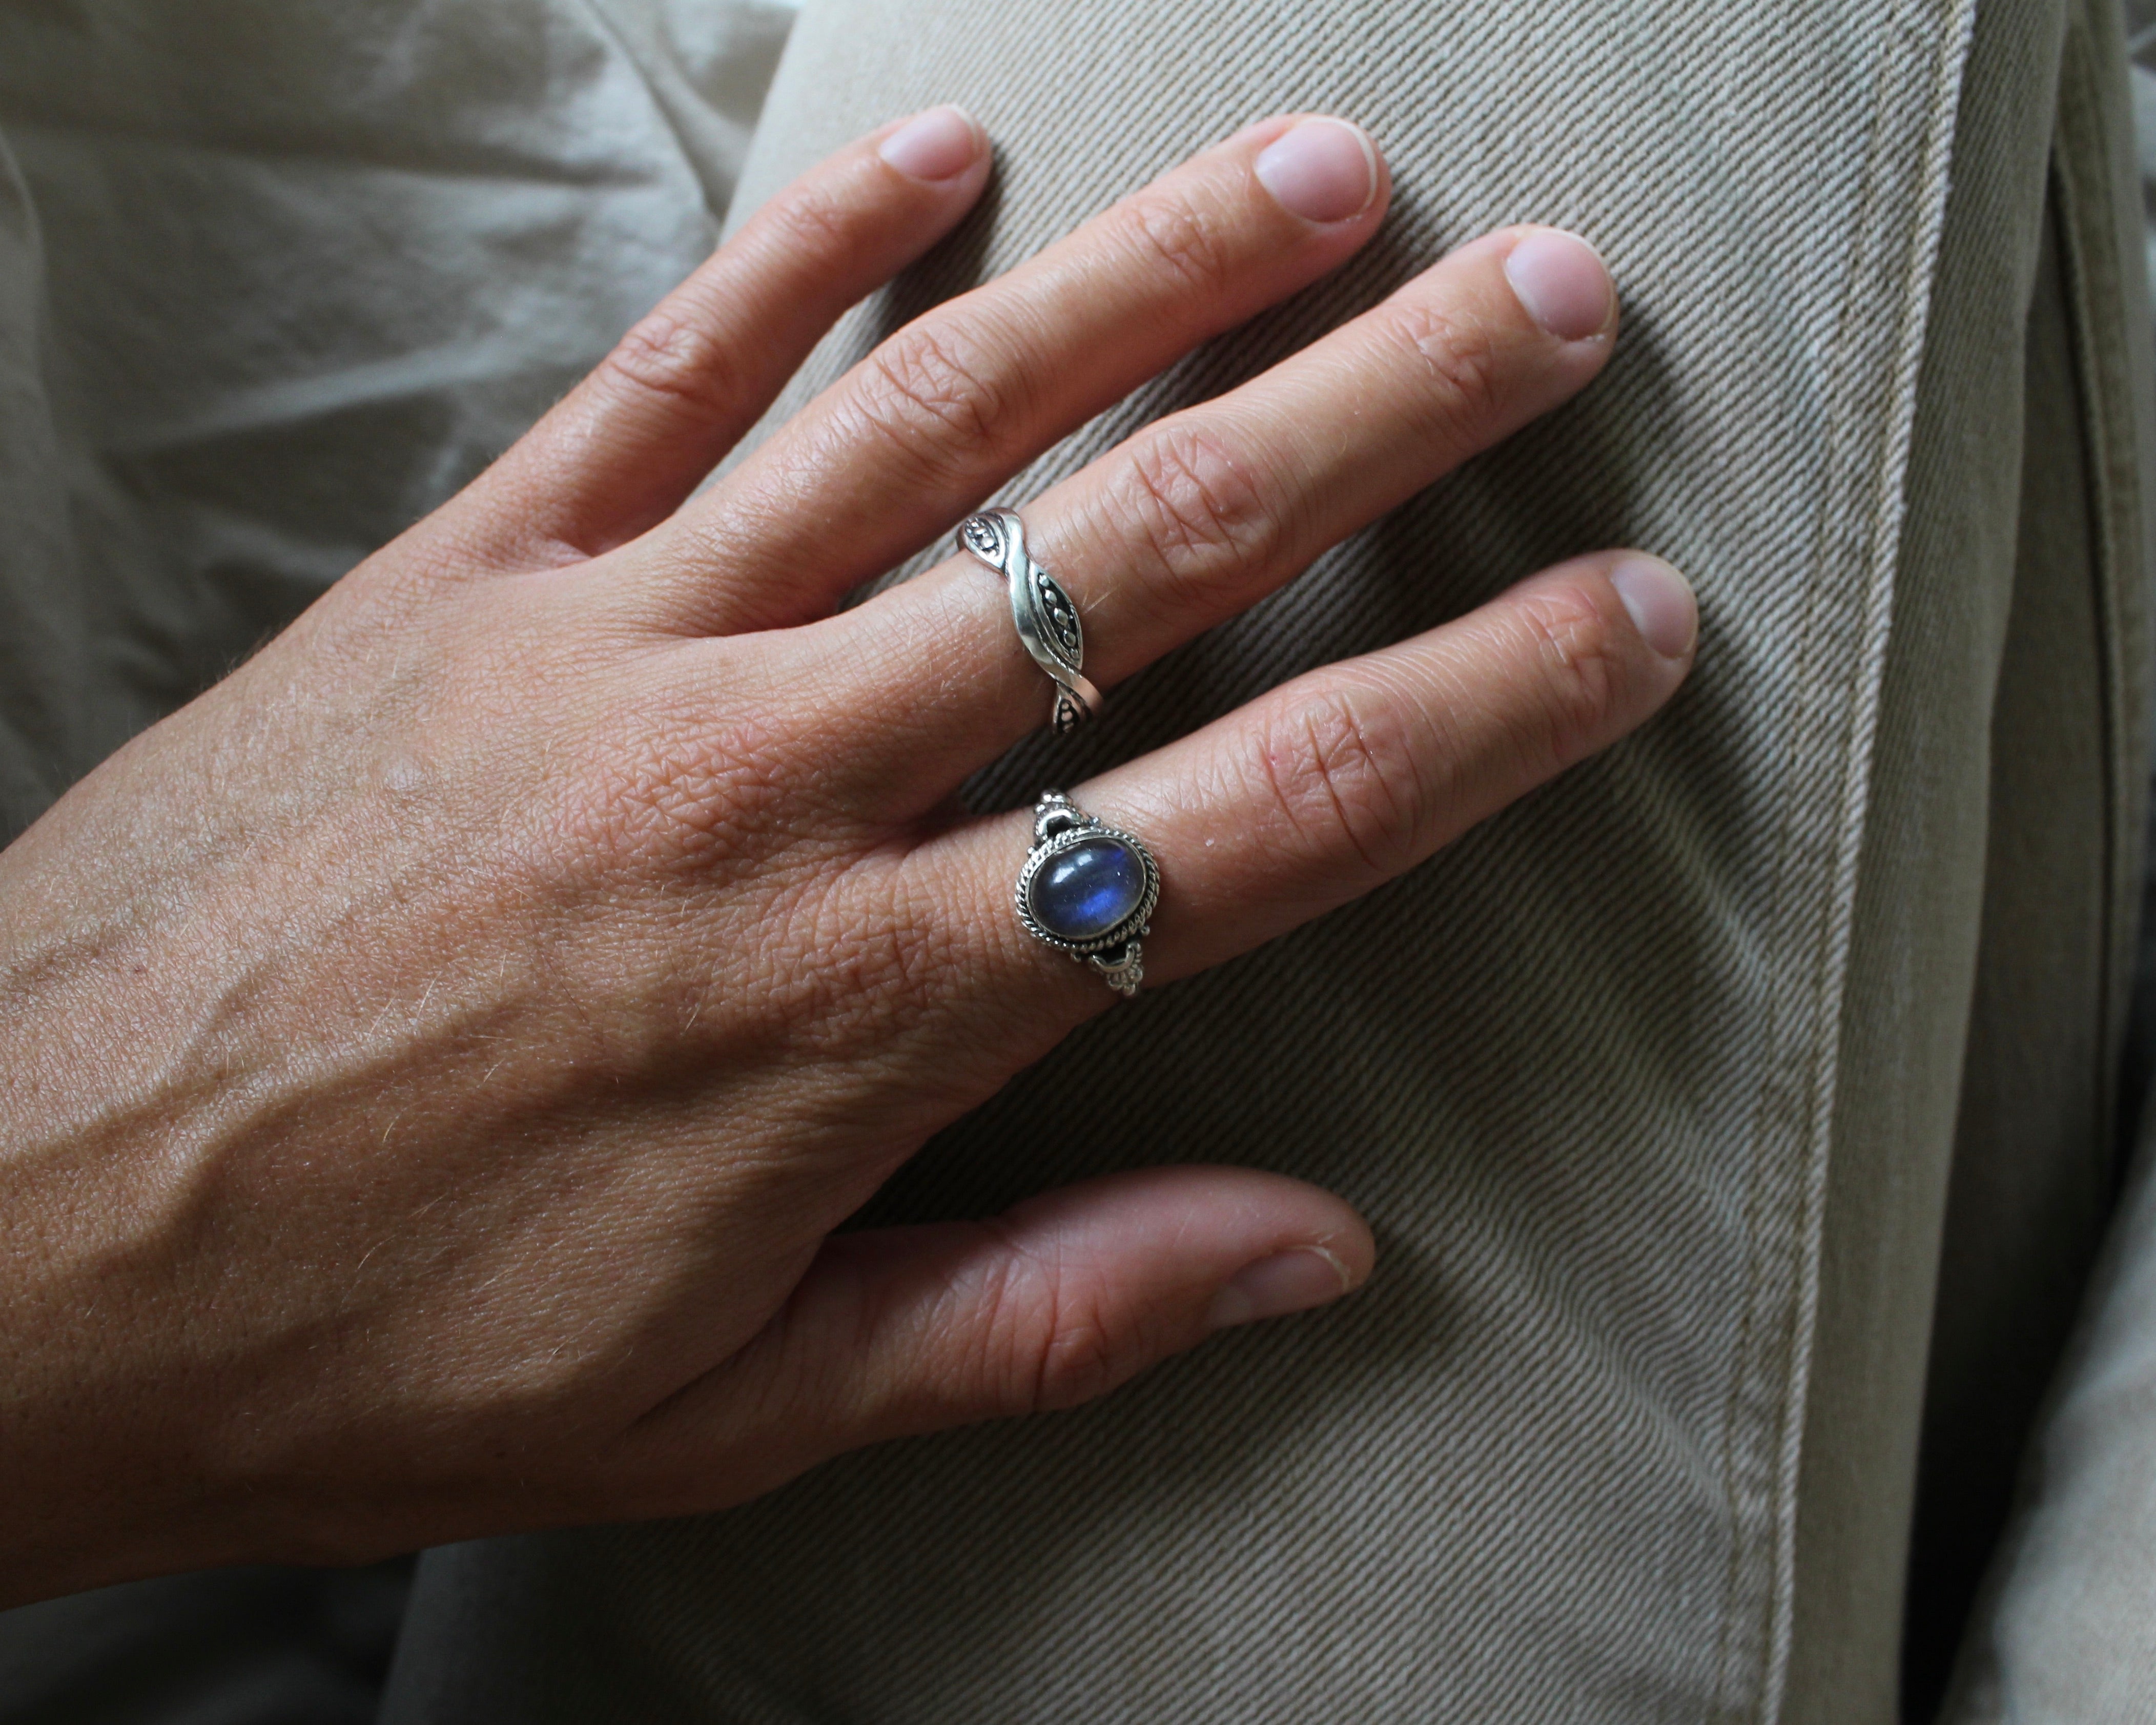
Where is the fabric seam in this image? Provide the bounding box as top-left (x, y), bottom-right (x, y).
top-left (1705, 6), bottom-right (1983, 1720)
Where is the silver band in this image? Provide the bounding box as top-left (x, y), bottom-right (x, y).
top-left (958, 509), bottom-right (1103, 735)
top-left (1016, 791), bottom-right (1158, 997)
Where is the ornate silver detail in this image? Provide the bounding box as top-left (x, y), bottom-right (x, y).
top-left (1015, 791), bottom-right (1158, 998)
top-left (957, 509), bottom-right (1103, 735)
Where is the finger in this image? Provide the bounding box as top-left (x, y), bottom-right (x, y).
top-left (901, 551), bottom-right (1694, 1021)
top-left (436, 107), bottom-right (994, 569)
top-left (1116, 554), bottom-right (1697, 979)
top-left (626, 114), bottom-right (1391, 633)
top-left (815, 224), bottom-right (1621, 808)
top-left (622, 1166), bottom-right (1372, 1502)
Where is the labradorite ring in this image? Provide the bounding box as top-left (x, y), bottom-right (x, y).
top-left (1016, 791), bottom-right (1159, 997)
top-left (958, 508), bottom-right (1103, 735)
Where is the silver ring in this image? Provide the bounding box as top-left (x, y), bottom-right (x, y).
top-left (1016, 791), bottom-right (1159, 997)
top-left (958, 508), bottom-right (1103, 735)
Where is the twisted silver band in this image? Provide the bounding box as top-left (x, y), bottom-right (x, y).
top-left (1016, 792), bottom-right (1158, 997)
top-left (957, 509), bottom-right (1102, 735)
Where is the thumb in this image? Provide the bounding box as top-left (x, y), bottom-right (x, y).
top-left (630, 1165), bottom-right (1373, 1505)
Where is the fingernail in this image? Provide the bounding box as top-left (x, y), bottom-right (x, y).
top-left (1610, 556), bottom-right (1698, 660)
top-left (879, 106), bottom-right (982, 182)
top-left (1254, 118), bottom-right (1379, 224)
top-left (1504, 229), bottom-right (1614, 341)
top-left (1207, 1246), bottom-right (1354, 1330)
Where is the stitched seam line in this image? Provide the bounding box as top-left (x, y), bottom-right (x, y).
top-left (1703, 6), bottom-right (1982, 1720)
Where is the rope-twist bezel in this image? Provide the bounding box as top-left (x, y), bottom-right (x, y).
top-left (1015, 792), bottom-right (1157, 998)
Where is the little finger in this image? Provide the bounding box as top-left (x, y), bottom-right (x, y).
top-left (441, 108), bottom-right (992, 569)
top-left (614, 1165), bottom-right (1373, 1506)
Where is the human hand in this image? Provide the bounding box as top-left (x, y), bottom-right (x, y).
top-left (0, 107), bottom-right (1693, 1603)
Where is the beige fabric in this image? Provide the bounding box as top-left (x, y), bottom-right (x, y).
top-left (1897, 5), bottom-right (2156, 1705)
top-left (0, 2), bottom-right (2148, 1720)
top-left (1899, 200), bottom-right (2119, 1711)
top-left (0, 134), bottom-right (84, 834)
top-left (1809, 0), bottom-right (2155, 1713)
top-left (379, 2), bottom-right (2148, 1721)
top-left (1926, 4), bottom-right (2156, 1719)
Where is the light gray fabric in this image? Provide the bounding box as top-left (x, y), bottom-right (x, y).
top-left (1790, 4), bottom-right (2079, 1709)
top-left (0, 130), bottom-right (83, 838)
top-left (1898, 198), bottom-right (2120, 1711)
top-left (0, 2), bottom-right (2149, 1721)
top-left (377, 2), bottom-right (2150, 1722)
top-left (0, 0), bottom-right (790, 844)
top-left (1927, 4), bottom-right (2156, 1718)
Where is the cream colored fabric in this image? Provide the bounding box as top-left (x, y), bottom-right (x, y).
top-left (0, 134), bottom-right (83, 836)
top-left (1898, 200), bottom-right (2122, 1711)
top-left (1926, 6), bottom-right (2156, 1718)
top-left (1898, 17), bottom-right (2156, 1711)
top-left (378, 3), bottom-right (2150, 1723)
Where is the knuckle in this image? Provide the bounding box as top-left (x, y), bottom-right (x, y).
top-left (800, 867), bottom-right (958, 1043)
top-left (1111, 420), bottom-right (1279, 607)
top-left (764, 176), bottom-right (859, 261)
top-left (1511, 588), bottom-right (1625, 766)
top-left (978, 1240), bottom-right (1124, 1414)
top-left (853, 320), bottom-right (1016, 472)
top-left (1379, 297), bottom-right (1512, 435)
top-left (1029, 1309), bottom-right (1120, 1411)
top-left (569, 705), bottom-right (803, 877)
top-left (1112, 190), bottom-right (1240, 300)
top-left (599, 302), bottom-right (742, 420)
top-left (738, 854), bottom-right (979, 1061)
top-left (1256, 686), bottom-right (1426, 878)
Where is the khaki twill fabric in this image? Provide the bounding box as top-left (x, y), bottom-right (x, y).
top-left (1901, 2), bottom-right (2156, 1707)
top-left (1938, 1081), bottom-right (2156, 1720)
top-left (0, 2), bottom-right (2145, 1722)
top-left (378, 2), bottom-right (2150, 1722)
top-left (1927, 4), bottom-right (2156, 1716)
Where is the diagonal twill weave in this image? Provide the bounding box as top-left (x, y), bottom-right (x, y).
top-left (379, 2), bottom-right (2154, 1723)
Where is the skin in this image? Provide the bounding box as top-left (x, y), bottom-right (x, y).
top-left (0, 110), bottom-right (1695, 1606)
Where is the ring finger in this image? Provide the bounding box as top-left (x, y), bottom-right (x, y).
top-left (627, 113), bottom-right (1392, 635)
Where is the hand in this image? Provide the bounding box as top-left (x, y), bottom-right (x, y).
top-left (0, 107), bottom-right (1693, 1603)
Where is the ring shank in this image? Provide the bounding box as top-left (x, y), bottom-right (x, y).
top-left (959, 510), bottom-right (1102, 733)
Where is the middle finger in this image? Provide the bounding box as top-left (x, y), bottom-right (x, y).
top-left (816, 222), bottom-right (1620, 814)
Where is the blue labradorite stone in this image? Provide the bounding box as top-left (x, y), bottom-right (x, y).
top-left (1030, 836), bottom-right (1145, 942)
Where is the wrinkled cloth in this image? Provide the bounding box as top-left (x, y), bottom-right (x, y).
top-left (382, 1), bottom-right (2156, 1721)
top-left (0, 0), bottom-right (789, 841)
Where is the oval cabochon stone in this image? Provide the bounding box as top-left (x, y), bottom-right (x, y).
top-left (1029, 836), bottom-right (1145, 943)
